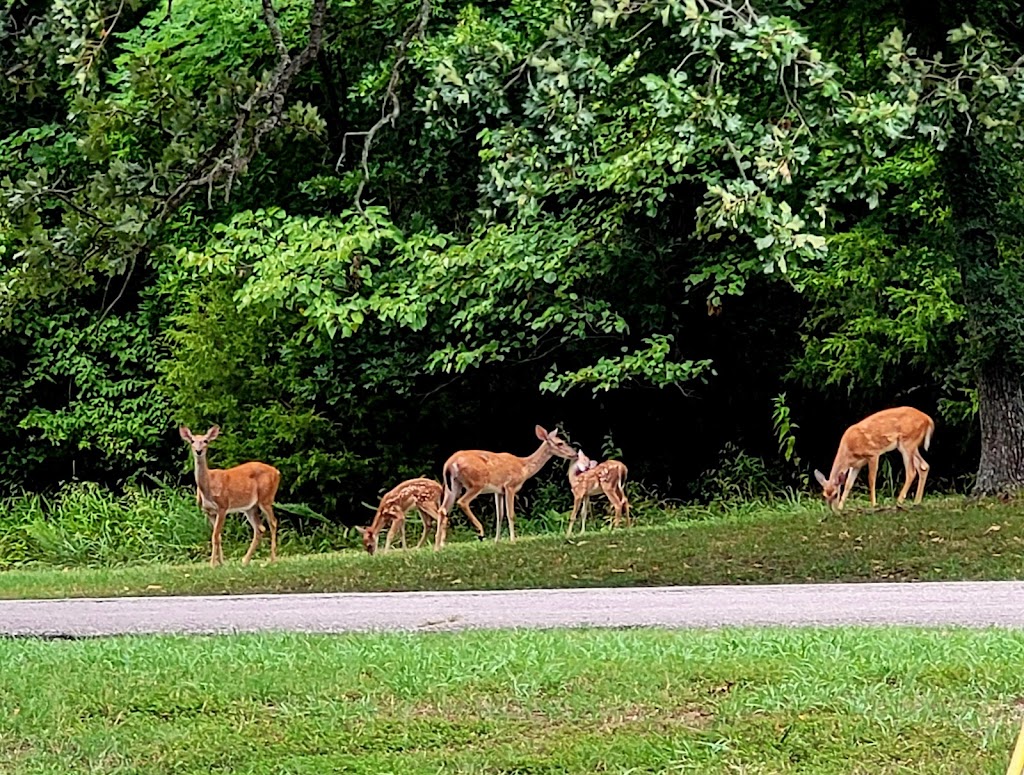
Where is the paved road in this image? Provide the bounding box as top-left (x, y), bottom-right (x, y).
top-left (3, 580), bottom-right (1024, 637)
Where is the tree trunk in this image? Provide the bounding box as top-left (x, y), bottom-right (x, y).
top-left (944, 133), bottom-right (1024, 495)
top-left (973, 362), bottom-right (1024, 495)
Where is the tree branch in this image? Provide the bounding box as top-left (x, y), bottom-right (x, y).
top-left (338, 0), bottom-right (432, 214)
top-left (157, 0), bottom-right (327, 218)
top-left (97, 0), bottom-right (328, 322)
top-left (261, 0), bottom-right (289, 57)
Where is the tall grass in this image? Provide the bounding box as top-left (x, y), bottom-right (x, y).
top-left (0, 482), bottom-right (362, 568)
top-left (0, 483), bottom-right (211, 568)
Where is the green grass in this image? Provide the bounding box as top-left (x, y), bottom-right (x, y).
top-left (1, 627), bottom-right (1023, 773)
top-left (0, 496), bottom-right (1022, 599)
top-left (0, 482), bottom-right (353, 569)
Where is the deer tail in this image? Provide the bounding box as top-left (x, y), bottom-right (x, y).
top-left (442, 462), bottom-right (457, 512)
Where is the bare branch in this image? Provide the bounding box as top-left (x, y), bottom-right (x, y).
top-left (95, 0), bottom-right (327, 321)
top-left (82, 0), bottom-right (127, 83)
top-left (158, 0), bottom-right (327, 217)
top-left (261, 0), bottom-right (290, 57)
top-left (503, 42), bottom-right (552, 91)
top-left (623, 21), bottom-right (653, 44)
top-left (98, 252), bottom-right (138, 324)
top-left (723, 137), bottom-right (748, 182)
top-left (224, 0), bottom-right (328, 201)
top-left (340, 0), bottom-right (432, 214)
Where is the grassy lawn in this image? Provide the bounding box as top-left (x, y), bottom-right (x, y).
top-left (1, 627), bottom-right (1023, 773)
top-left (0, 496), bottom-right (1021, 599)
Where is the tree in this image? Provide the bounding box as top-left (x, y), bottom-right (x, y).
top-left (3, 0), bottom-right (1024, 505)
top-left (395, 0), bottom-right (1024, 493)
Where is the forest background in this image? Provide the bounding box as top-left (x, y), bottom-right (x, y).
top-left (2, 0), bottom-right (1023, 529)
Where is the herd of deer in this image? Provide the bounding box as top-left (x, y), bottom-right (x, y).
top-left (179, 405), bottom-right (935, 567)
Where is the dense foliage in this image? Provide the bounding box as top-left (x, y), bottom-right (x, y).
top-left (2, 0), bottom-right (1023, 520)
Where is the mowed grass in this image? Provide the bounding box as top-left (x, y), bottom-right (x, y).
top-left (0, 496), bottom-right (1022, 599)
top-left (1, 627), bottom-right (1024, 773)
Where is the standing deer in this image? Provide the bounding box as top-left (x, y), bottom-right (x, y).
top-left (814, 406), bottom-right (935, 512)
top-left (355, 478), bottom-right (447, 555)
top-left (566, 450), bottom-right (631, 536)
top-left (179, 425), bottom-right (281, 566)
top-left (440, 425), bottom-right (577, 544)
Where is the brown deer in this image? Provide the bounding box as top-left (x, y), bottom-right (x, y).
top-left (566, 450), bottom-right (631, 535)
top-left (440, 425), bottom-right (577, 544)
top-left (355, 478), bottom-right (447, 555)
top-left (179, 425), bottom-right (281, 566)
top-left (814, 406), bottom-right (935, 512)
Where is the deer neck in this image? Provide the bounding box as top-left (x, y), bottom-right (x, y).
top-left (519, 442), bottom-right (556, 482)
top-left (567, 459), bottom-right (580, 484)
top-left (193, 451), bottom-right (214, 498)
top-left (829, 446), bottom-right (855, 484)
top-left (368, 505), bottom-right (391, 536)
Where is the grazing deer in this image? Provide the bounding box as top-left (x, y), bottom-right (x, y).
top-left (355, 478), bottom-right (447, 555)
top-left (179, 425), bottom-right (281, 567)
top-left (440, 425), bottom-right (577, 544)
top-left (566, 450), bottom-right (631, 536)
top-left (814, 406), bottom-right (935, 512)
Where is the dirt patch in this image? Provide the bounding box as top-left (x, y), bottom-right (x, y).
top-left (596, 703), bottom-right (714, 733)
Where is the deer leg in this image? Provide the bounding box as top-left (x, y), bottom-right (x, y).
top-left (418, 502), bottom-right (444, 551)
top-left (440, 476), bottom-right (460, 516)
top-left (383, 516), bottom-right (403, 553)
top-left (600, 483), bottom-right (622, 528)
top-left (837, 467), bottom-right (860, 510)
top-left (567, 496), bottom-right (584, 536)
top-left (257, 502), bottom-right (278, 562)
top-left (896, 447), bottom-right (919, 504)
top-left (399, 516), bottom-right (408, 550)
top-left (416, 507), bottom-right (433, 549)
top-left (505, 487), bottom-right (518, 543)
top-left (210, 508), bottom-right (227, 567)
top-left (241, 507), bottom-right (264, 566)
top-left (913, 451), bottom-right (930, 504)
top-left (455, 489), bottom-right (487, 540)
top-left (580, 496), bottom-right (589, 534)
top-left (620, 485), bottom-right (632, 527)
top-left (867, 457), bottom-right (879, 508)
top-left (201, 507), bottom-right (223, 564)
top-left (493, 493), bottom-right (504, 542)
top-left (435, 506), bottom-right (449, 550)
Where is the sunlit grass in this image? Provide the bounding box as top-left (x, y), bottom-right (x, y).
top-left (0, 627), bottom-right (1022, 773)
top-left (0, 495), bottom-right (1021, 599)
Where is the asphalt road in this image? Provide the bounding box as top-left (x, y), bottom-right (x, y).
top-left (3, 580), bottom-right (1024, 637)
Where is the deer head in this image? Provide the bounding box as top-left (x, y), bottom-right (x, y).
top-left (353, 524), bottom-right (379, 555)
top-left (814, 468), bottom-right (848, 510)
top-left (179, 425), bottom-right (221, 460)
top-left (574, 450), bottom-right (598, 474)
top-left (535, 425), bottom-right (576, 460)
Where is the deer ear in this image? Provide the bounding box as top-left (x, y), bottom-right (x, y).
top-left (206, 425), bottom-right (221, 439)
top-left (813, 469), bottom-right (827, 486)
top-left (836, 469), bottom-right (849, 486)
top-left (179, 426), bottom-right (193, 441)
top-left (535, 425), bottom-right (548, 440)
top-left (354, 525), bottom-right (366, 535)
